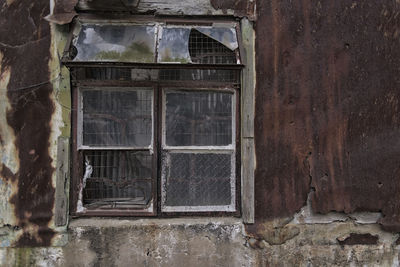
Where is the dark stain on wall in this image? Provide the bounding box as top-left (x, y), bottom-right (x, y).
top-left (337, 233), bottom-right (379, 246)
top-left (0, 164), bottom-right (16, 183)
top-left (254, 0), bottom-right (400, 231)
top-left (0, 0), bottom-right (56, 246)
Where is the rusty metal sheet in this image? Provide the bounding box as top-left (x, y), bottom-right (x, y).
top-left (0, 0), bottom-right (56, 246)
top-left (253, 0), bottom-right (400, 232)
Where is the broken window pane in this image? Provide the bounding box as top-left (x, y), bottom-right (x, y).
top-left (195, 27), bottom-right (238, 51)
top-left (189, 29), bottom-right (237, 64)
top-left (73, 24), bottom-right (156, 62)
top-left (83, 150), bottom-right (152, 209)
top-left (163, 152), bottom-right (233, 208)
top-left (82, 88), bottom-right (152, 147)
top-left (165, 90), bottom-right (233, 146)
top-left (158, 27), bottom-right (192, 63)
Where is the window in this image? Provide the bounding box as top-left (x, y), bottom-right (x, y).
top-left (65, 19), bottom-right (242, 216)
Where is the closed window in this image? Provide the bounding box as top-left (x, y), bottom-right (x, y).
top-left (66, 19), bottom-right (242, 216)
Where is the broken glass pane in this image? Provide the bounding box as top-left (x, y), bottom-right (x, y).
top-left (188, 29), bottom-right (237, 64)
top-left (73, 24), bottom-right (156, 62)
top-left (83, 150), bottom-right (152, 208)
top-left (165, 90), bottom-right (233, 146)
top-left (82, 88), bottom-right (152, 147)
top-left (158, 27), bottom-right (192, 63)
top-left (163, 152), bottom-right (232, 208)
top-left (195, 27), bottom-right (238, 51)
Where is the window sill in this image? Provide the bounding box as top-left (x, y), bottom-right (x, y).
top-left (68, 217), bottom-right (244, 229)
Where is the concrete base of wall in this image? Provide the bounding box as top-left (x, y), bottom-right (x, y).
top-left (1, 218), bottom-right (399, 266)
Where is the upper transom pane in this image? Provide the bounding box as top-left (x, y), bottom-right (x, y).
top-left (73, 24), bottom-right (156, 62)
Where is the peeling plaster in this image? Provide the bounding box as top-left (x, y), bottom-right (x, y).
top-left (291, 191), bottom-right (382, 225)
top-left (0, 55), bottom-right (18, 227)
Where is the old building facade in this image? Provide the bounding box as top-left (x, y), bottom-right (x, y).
top-left (1, 0), bottom-right (400, 266)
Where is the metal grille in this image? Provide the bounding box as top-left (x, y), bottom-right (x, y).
top-left (159, 68), bottom-right (240, 83)
top-left (82, 88), bottom-right (152, 147)
top-left (72, 67), bottom-right (240, 84)
top-left (73, 67), bottom-right (159, 81)
top-left (163, 153), bottom-right (232, 207)
top-left (83, 150), bottom-right (152, 209)
top-left (188, 29), bottom-right (237, 64)
top-left (165, 90), bottom-right (233, 146)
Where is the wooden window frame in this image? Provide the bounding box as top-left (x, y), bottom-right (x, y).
top-left (70, 71), bottom-right (241, 217)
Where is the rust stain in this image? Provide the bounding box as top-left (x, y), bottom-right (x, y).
top-left (0, 0), bottom-right (56, 246)
top-left (252, 0), bottom-right (400, 233)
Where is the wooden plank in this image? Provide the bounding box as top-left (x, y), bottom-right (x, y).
top-left (55, 137), bottom-right (70, 226)
top-left (241, 137), bottom-right (255, 223)
top-left (241, 18), bottom-right (255, 138)
top-left (240, 18), bottom-right (255, 223)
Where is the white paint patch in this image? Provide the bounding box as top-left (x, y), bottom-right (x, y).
top-left (291, 191), bottom-right (381, 224)
top-left (77, 157), bottom-right (93, 213)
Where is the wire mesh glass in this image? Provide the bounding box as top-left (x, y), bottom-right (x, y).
top-left (163, 152), bottom-right (232, 207)
top-left (165, 90), bottom-right (233, 146)
top-left (188, 29), bottom-right (237, 64)
top-left (81, 88), bottom-right (152, 147)
top-left (83, 150), bottom-right (153, 209)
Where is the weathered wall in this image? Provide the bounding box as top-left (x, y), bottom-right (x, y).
top-left (1, 0), bottom-right (400, 265)
top-left (0, 0), bottom-right (70, 247)
top-left (1, 218), bottom-right (400, 266)
top-left (253, 0), bottom-right (400, 233)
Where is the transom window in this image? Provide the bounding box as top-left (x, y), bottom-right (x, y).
top-left (66, 19), bottom-right (242, 216)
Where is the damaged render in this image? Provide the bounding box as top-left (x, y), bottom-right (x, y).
top-left (1, 0), bottom-right (400, 265)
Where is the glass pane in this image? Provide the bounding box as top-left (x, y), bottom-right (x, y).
top-left (73, 24), bottom-right (156, 62)
top-left (195, 27), bottom-right (238, 51)
top-left (82, 88), bottom-right (152, 147)
top-left (165, 90), bottom-right (233, 146)
top-left (158, 27), bottom-right (192, 63)
top-left (83, 150), bottom-right (152, 209)
top-left (163, 152), bottom-right (232, 208)
top-left (188, 29), bottom-right (237, 64)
